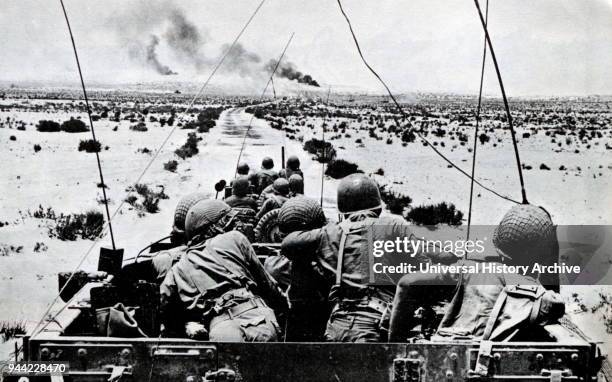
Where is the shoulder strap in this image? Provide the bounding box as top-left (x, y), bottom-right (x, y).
top-left (335, 227), bottom-right (349, 287)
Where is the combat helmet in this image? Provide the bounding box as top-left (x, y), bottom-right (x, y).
top-left (272, 178), bottom-right (290, 196)
top-left (173, 192), bottom-right (209, 233)
top-left (493, 204), bottom-right (556, 263)
top-left (232, 176), bottom-right (250, 197)
top-left (337, 174), bottom-right (382, 214)
top-left (185, 199), bottom-right (232, 241)
top-left (262, 157), bottom-right (274, 170)
top-left (287, 155), bottom-right (300, 171)
top-left (278, 196), bottom-right (326, 233)
top-left (288, 174), bottom-right (304, 195)
top-left (237, 162), bottom-right (250, 175)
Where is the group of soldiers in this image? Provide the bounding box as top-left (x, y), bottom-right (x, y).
top-left (148, 155), bottom-right (565, 343)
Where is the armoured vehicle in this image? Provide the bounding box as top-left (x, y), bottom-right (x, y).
top-left (3, 236), bottom-right (609, 382)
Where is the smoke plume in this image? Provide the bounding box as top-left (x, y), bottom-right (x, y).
top-left (145, 35), bottom-right (178, 75)
top-left (220, 43), bottom-right (262, 77)
top-left (164, 9), bottom-right (207, 70)
top-left (265, 59), bottom-right (320, 87)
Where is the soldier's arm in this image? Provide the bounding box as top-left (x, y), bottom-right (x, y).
top-left (255, 199), bottom-right (273, 221)
top-left (389, 271), bottom-right (454, 342)
top-left (237, 232), bottom-right (289, 312)
top-left (393, 221), bottom-right (457, 264)
top-left (281, 228), bottom-right (323, 262)
top-left (159, 269), bottom-right (185, 336)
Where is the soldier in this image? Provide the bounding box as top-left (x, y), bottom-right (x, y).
top-left (236, 162), bottom-right (250, 176)
top-left (255, 178), bottom-right (290, 221)
top-left (288, 174), bottom-right (304, 196)
top-left (281, 174), bottom-right (424, 342)
top-left (273, 196), bottom-right (330, 341)
top-left (253, 156), bottom-right (279, 194)
top-left (160, 199), bottom-right (287, 341)
top-left (150, 192), bottom-right (208, 282)
top-left (285, 155), bottom-right (304, 179)
top-left (224, 175), bottom-right (258, 211)
top-left (388, 204), bottom-right (564, 343)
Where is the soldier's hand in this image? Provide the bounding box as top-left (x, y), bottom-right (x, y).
top-left (185, 321), bottom-right (209, 340)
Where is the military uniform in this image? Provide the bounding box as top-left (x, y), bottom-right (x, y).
top-left (160, 199), bottom-right (286, 341)
top-left (282, 212), bottom-right (418, 342)
top-left (389, 204), bottom-right (564, 343)
top-left (225, 195), bottom-right (258, 210)
top-left (254, 169), bottom-right (279, 194)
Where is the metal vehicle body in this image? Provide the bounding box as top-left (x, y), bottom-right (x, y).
top-left (7, 243), bottom-right (607, 382)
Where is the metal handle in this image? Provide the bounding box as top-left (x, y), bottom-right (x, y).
top-left (153, 348), bottom-right (201, 357)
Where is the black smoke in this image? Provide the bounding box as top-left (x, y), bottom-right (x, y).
top-left (265, 59), bottom-right (320, 87)
top-left (221, 43), bottom-right (261, 76)
top-left (145, 35), bottom-right (178, 75)
top-left (164, 9), bottom-right (207, 70)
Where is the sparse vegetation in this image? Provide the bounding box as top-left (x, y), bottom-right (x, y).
top-left (379, 185), bottom-right (412, 215)
top-left (405, 202), bottom-right (463, 226)
top-left (325, 159), bottom-right (362, 179)
top-left (78, 139), bottom-right (102, 153)
top-left (1, 320), bottom-right (26, 342)
top-left (175, 132), bottom-right (200, 159)
top-left (164, 159), bottom-right (178, 172)
top-left (303, 138), bottom-right (337, 163)
top-left (37, 120), bottom-right (60, 132)
top-left (130, 122), bottom-right (148, 132)
top-left (124, 183), bottom-right (169, 215)
top-left (61, 117), bottom-right (88, 133)
top-left (29, 205), bottom-right (105, 240)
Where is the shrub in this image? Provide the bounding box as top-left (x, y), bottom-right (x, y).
top-left (33, 144), bottom-right (42, 152)
top-left (325, 159), bottom-right (362, 179)
top-left (540, 163), bottom-right (551, 170)
top-left (52, 210), bottom-right (105, 241)
top-left (37, 120), bottom-right (61, 132)
top-left (9, 135), bottom-right (16, 141)
top-left (31, 207), bottom-right (104, 241)
top-left (405, 202), bottom-right (463, 226)
top-left (61, 117), bottom-right (88, 133)
top-left (164, 160), bottom-right (178, 172)
top-left (142, 195), bottom-right (160, 213)
top-left (130, 122), bottom-right (148, 132)
top-left (1, 320), bottom-right (26, 342)
top-left (303, 138), bottom-right (337, 163)
top-left (478, 133), bottom-right (490, 145)
top-left (124, 184), bottom-right (168, 215)
top-left (379, 185), bottom-right (412, 215)
top-left (78, 139), bottom-right (101, 153)
top-left (175, 133), bottom-right (199, 159)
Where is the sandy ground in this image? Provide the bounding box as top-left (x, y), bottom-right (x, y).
top-left (0, 99), bottom-right (610, 361)
top-left (0, 104), bottom-right (339, 360)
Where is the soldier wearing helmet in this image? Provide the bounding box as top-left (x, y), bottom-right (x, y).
top-left (255, 178), bottom-right (290, 221)
top-left (253, 157), bottom-right (279, 194)
top-left (285, 155), bottom-right (304, 179)
top-left (225, 176), bottom-right (258, 211)
top-left (388, 204), bottom-right (564, 342)
top-left (236, 162), bottom-right (250, 176)
top-left (160, 199), bottom-right (287, 341)
top-left (281, 174), bottom-right (425, 342)
top-left (288, 174), bottom-right (304, 196)
top-left (144, 192), bottom-right (209, 283)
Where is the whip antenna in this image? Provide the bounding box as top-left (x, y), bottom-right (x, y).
top-left (235, 32), bottom-right (295, 176)
top-left (335, 0), bottom-right (520, 204)
top-left (473, 0), bottom-right (528, 204)
top-left (320, 86), bottom-right (332, 206)
top-left (467, 0), bottom-right (489, 240)
top-left (59, 0), bottom-right (116, 249)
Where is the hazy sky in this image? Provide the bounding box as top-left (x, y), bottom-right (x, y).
top-left (1, 0), bottom-right (611, 95)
